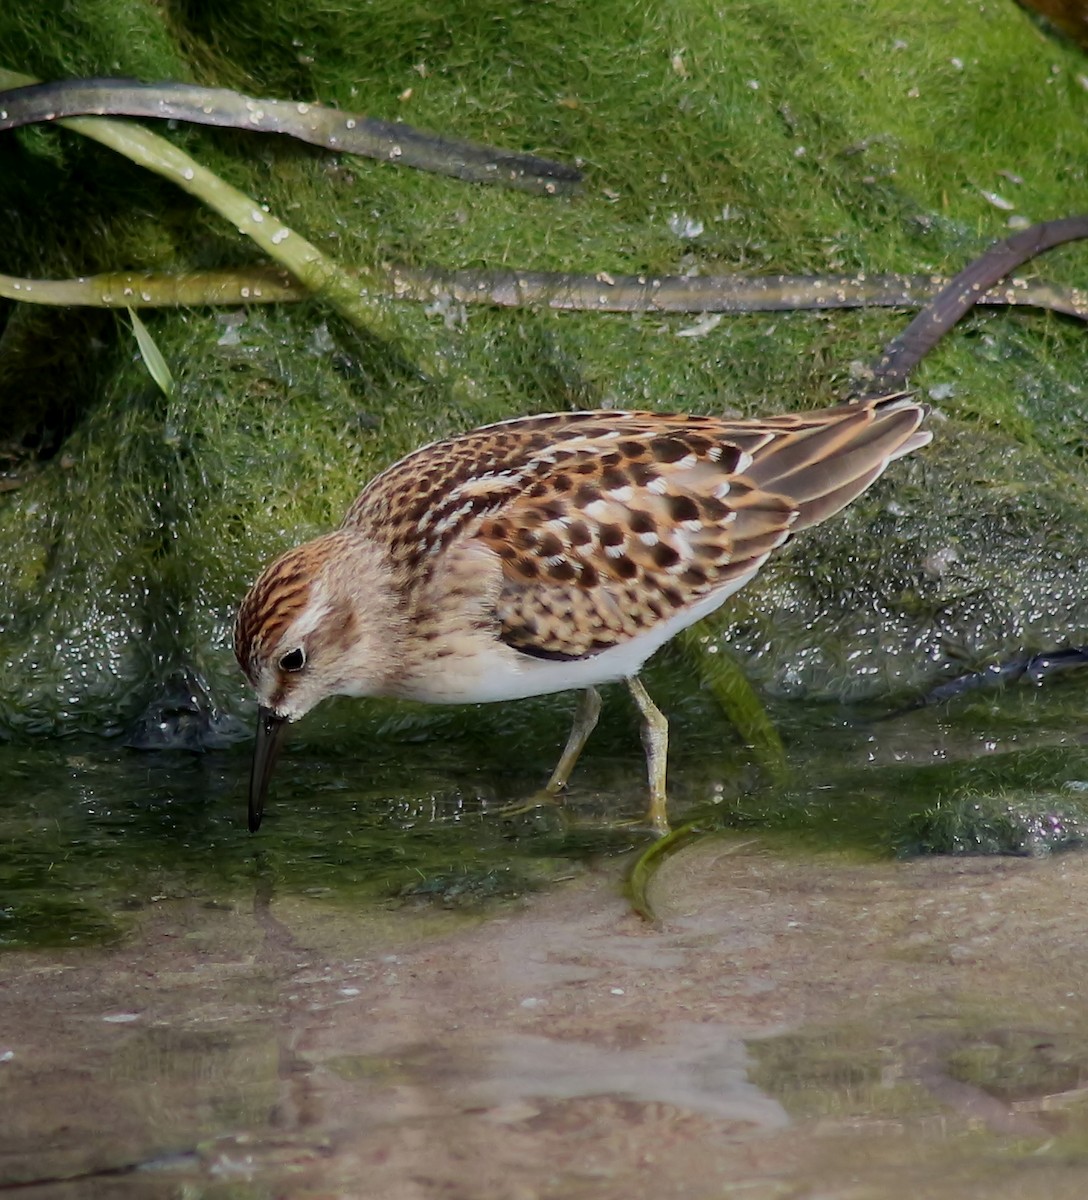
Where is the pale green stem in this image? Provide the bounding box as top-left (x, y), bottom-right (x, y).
top-left (0, 66), bottom-right (441, 374)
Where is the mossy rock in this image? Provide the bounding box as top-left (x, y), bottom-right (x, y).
top-left (1, 0), bottom-right (1087, 738)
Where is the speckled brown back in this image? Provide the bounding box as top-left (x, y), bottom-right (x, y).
top-left (343, 396), bottom-right (928, 660)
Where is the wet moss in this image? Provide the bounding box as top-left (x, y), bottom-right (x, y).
top-left (899, 789), bottom-right (1088, 857)
top-left (0, 4), bottom-right (1085, 748)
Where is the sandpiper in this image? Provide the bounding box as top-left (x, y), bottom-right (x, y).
top-left (235, 394), bottom-right (930, 834)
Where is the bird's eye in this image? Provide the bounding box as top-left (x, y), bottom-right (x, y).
top-left (278, 647), bottom-right (307, 673)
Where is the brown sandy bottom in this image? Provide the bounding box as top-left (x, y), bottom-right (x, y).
top-left (4, 841), bottom-right (1088, 1199)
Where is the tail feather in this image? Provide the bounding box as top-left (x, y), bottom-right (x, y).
top-left (742, 396), bottom-right (929, 530)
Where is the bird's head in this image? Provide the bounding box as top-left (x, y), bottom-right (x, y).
top-left (234, 529), bottom-right (402, 831)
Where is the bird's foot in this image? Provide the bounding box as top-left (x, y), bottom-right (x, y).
top-left (489, 787), bottom-right (570, 823)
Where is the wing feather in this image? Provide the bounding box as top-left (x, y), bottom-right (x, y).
top-left (344, 396), bottom-right (928, 660)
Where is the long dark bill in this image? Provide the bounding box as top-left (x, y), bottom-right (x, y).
top-left (249, 706), bottom-right (289, 832)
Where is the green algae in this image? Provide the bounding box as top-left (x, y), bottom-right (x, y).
top-left (2, 4), bottom-right (1088, 734)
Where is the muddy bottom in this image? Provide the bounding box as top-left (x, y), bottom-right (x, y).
top-left (4, 837), bottom-right (1088, 1198)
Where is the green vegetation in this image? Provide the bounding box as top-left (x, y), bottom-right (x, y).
top-left (2, 0), bottom-right (1087, 736)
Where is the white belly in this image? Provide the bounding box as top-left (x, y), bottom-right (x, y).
top-left (395, 571), bottom-right (756, 705)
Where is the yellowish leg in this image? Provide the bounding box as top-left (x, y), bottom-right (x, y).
top-left (545, 686), bottom-right (603, 795)
top-left (627, 676), bottom-right (670, 836)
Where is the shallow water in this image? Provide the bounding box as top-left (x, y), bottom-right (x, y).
top-left (3, 672), bottom-right (1088, 1197)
